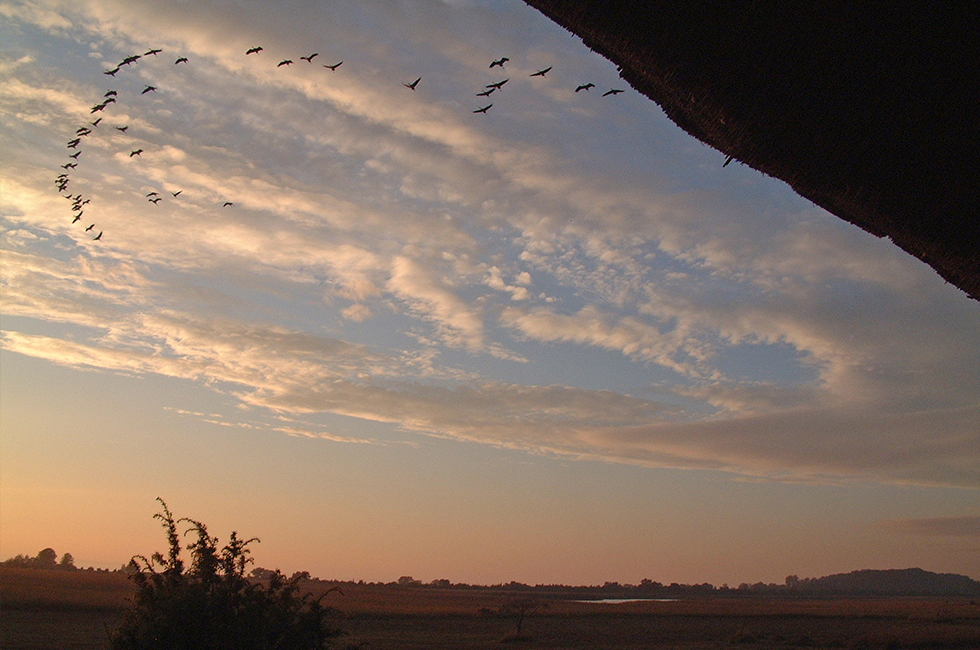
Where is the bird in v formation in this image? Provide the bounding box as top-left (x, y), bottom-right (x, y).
top-left (59, 44), bottom-right (635, 244)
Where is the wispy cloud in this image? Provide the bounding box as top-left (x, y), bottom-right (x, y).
top-left (3, 0), bottom-right (979, 491)
top-left (879, 516), bottom-right (980, 538)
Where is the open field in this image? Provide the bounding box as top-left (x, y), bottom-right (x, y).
top-left (4, 568), bottom-right (980, 649)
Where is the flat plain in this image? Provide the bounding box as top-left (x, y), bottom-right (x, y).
top-left (3, 567), bottom-right (980, 649)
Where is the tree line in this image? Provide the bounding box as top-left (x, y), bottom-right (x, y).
top-left (1, 547), bottom-right (77, 571)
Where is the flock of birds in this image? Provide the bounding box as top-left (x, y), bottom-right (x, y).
top-left (55, 45), bottom-right (627, 243)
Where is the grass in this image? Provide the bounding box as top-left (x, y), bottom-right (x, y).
top-left (4, 568), bottom-right (980, 649)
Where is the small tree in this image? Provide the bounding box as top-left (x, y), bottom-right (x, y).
top-left (110, 499), bottom-right (342, 650)
top-left (501, 597), bottom-right (547, 640)
top-left (35, 547), bottom-right (58, 569)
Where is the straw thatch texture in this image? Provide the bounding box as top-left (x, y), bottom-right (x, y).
top-left (525, 1), bottom-right (980, 301)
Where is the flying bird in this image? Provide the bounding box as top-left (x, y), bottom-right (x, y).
top-left (104, 90), bottom-right (117, 97)
top-left (490, 57), bottom-right (509, 68)
top-left (530, 66), bottom-right (552, 77)
top-left (602, 88), bottom-right (624, 96)
top-left (175, 57), bottom-right (188, 64)
top-left (85, 223), bottom-right (95, 231)
top-left (222, 202), bottom-right (234, 207)
top-left (277, 59), bottom-right (293, 67)
top-left (93, 231), bottom-right (103, 241)
top-left (473, 104), bottom-right (492, 114)
top-left (115, 126), bottom-right (129, 132)
top-left (403, 77), bottom-right (421, 90)
top-left (146, 192), bottom-right (159, 197)
top-left (90, 118), bottom-right (102, 127)
top-left (102, 97), bottom-right (116, 104)
top-left (171, 190), bottom-right (182, 197)
top-left (67, 141), bottom-right (80, 149)
top-left (723, 155), bottom-right (735, 167)
top-left (62, 163), bottom-right (77, 169)
top-left (130, 149), bottom-right (143, 157)
top-left (323, 61), bottom-right (343, 71)
top-left (575, 83), bottom-right (595, 92)
top-left (72, 214), bottom-right (82, 223)
top-left (141, 85), bottom-right (156, 94)
top-left (104, 67), bottom-right (120, 76)
top-left (91, 103), bottom-right (107, 113)
top-left (246, 46), bottom-right (263, 55)
top-left (149, 197), bottom-right (162, 204)
top-left (300, 53), bottom-right (319, 63)
top-left (476, 89), bottom-right (495, 97)
top-left (486, 78), bottom-right (509, 90)
top-left (145, 48), bottom-right (162, 56)
top-left (69, 151), bottom-right (81, 159)
top-left (120, 55), bottom-right (140, 66)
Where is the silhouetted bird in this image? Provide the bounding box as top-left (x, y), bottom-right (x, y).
top-left (490, 57), bottom-right (509, 68)
top-left (149, 197), bottom-right (162, 204)
top-left (146, 192), bottom-right (159, 197)
top-left (277, 59), bottom-right (293, 67)
top-left (69, 151), bottom-right (81, 159)
top-left (104, 90), bottom-right (117, 97)
top-left (145, 48), bottom-right (162, 56)
top-left (141, 85), bottom-right (156, 94)
top-left (473, 104), bottom-right (492, 114)
top-left (404, 77), bottom-right (421, 90)
top-left (91, 103), bottom-right (107, 113)
top-left (300, 53), bottom-right (318, 63)
top-left (723, 155), bottom-right (734, 168)
top-left (323, 61), bottom-right (343, 71)
top-left (116, 126), bottom-right (129, 132)
top-left (486, 79), bottom-right (508, 90)
top-left (172, 190), bottom-right (182, 197)
top-left (246, 46), bottom-right (263, 55)
top-left (602, 88), bottom-right (624, 96)
top-left (130, 149), bottom-right (143, 157)
top-left (476, 89), bottom-right (495, 97)
top-left (175, 57), bottom-right (188, 64)
top-left (575, 83), bottom-right (595, 92)
top-left (62, 163), bottom-right (77, 169)
top-left (120, 55), bottom-right (140, 66)
top-left (222, 202), bottom-right (234, 207)
top-left (85, 224), bottom-right (95, 231)
top-left (90, 118), bottom-right (102, 127)
top-left (530, 66), bottom-right (552, 77)
top-left (72, 214), bottom-right (82, 223)
top-left (104, 67), bottom-right (120, 76)
top-left (93, 231), bottom-right (103, 241)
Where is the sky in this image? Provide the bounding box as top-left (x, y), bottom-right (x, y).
top-left (1, 0), bottom-right (978, 587)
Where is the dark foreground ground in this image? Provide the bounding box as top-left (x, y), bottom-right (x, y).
top-left (4, 568), bottom-right (980, 649)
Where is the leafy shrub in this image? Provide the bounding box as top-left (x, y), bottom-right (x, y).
top-left (110, 499), bottom-right (342, 650)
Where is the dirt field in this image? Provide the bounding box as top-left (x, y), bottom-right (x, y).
top-left (4, 568), bottom-right (980, 649)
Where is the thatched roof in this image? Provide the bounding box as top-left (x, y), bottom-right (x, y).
top-left (524, 1), bottom-right (980, 301)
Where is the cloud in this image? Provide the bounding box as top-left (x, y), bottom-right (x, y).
top-left (878, 516), bottom-right (980, 538)
top-left (388, 255), bottom-right (485, 351)
top-left (3, 0), bottom-right (979, 492)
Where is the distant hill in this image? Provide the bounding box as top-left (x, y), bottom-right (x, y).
top-left (792, 568), bottom-right (980, 597)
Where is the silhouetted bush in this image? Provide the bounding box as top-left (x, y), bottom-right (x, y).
top-left (110, 499), bottom-right (342, 650)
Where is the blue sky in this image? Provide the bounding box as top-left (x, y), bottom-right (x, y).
top-left (2, 0), bottom-right (978, 585)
